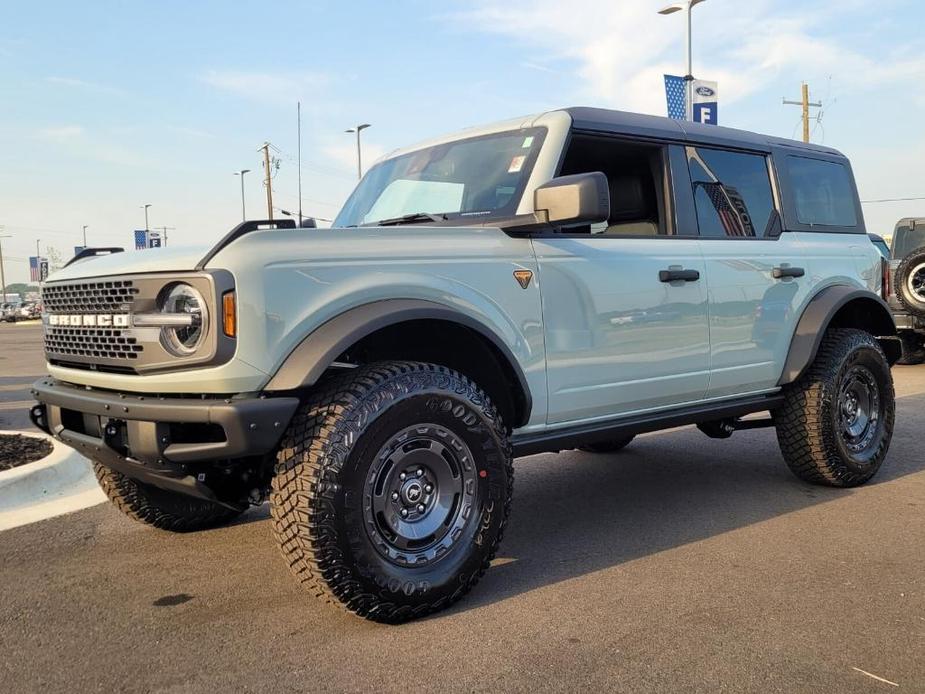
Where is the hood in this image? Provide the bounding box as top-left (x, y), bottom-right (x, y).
top-left (45, 244), bottom-right (211, 282)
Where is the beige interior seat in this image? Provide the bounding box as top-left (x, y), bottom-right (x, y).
top-left (603, 175), bottom-right (659, 236)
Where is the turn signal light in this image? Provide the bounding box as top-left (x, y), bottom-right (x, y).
top-left (222, 291), bottom-right (236, 337)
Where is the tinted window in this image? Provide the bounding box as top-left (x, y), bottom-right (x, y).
top-left (787, 156), bottom-right (857, 227)
top-left (687, 147), bottom-right (775, 238)
top-left (892, 223), bottom-right (925, 259)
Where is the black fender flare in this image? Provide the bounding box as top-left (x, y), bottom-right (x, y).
top-left (778, 285), bottom-right (899, 385)
top-left (263, 299), bottom-right (533, 426)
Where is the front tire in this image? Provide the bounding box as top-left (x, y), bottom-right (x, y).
top-left (271, 362), bottom-right (513, 623)
top-left (93, 464), bottom-right (243, 532)
top-left (774, 329), bottom-right (894, 487)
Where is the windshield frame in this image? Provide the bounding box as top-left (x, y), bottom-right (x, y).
top-left (333, 126), bottom-right (548, 228)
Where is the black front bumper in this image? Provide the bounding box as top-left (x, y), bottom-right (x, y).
top-left (31, 377), bottom-right (299, 505)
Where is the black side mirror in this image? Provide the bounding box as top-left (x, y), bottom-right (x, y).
top-left (300, 218), bottom-right (317, 228)
top-left (534, 172), bottom-right (610, 226)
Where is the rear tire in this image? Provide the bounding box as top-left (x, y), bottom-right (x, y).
top-left (579, 435), bottom-right (635, 453)
top-left (271, 361), bottom-right (513, 623)
top-left (774, 328), bottom-right (894, 487)
top-left (93, 464), bottom-right (243, 532)
top-left (896, 331), bottom-right (925, 365)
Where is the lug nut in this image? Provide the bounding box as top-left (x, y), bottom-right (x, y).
top-left (399, 472), bottom-right (406, 481)
top-left (416, 468), bottom-right (424, 477)
top-left (416, 504), bottom-right (425, 513)
top-left (391, 491), bottom-right (399, 501)
top-left (400, 508), bottom-right (409, 518)
top-left (424, 484), bottom-right (433, 493)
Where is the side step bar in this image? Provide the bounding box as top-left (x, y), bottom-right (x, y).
top-left (512, 393), bottom-right (785, 458)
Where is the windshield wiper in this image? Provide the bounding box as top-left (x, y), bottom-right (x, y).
top-left (371, 212), bottom-right (447, 227)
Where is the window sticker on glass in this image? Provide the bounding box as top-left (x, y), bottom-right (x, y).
top-left (508, 155), bottom-right (526, 173)
top-left (522, 136), bottom-right (534, 148)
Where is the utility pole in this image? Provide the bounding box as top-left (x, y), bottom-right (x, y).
top-left (260, 143), bottom-right (274, 220)
top-left (783, 82), bottom-right (822, 143)
top-left (141, 203), bottom-right (152, 231)
top-left (156, 226), bottom-right (175, 246)
top-left (82, 225), bottom-right (89, 247)
top-left (0, 231), bottom-right (10, 300)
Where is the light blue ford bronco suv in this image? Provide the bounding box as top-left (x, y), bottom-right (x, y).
top-left (31, 107), bottom-right (899, 622)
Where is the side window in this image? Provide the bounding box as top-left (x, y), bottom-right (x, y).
top-left (786, 156), bottom-right (858, 227)
top-left (558, 135), bottom-right (670, 236)
top-left (687, 147), bottom-right (775, 238)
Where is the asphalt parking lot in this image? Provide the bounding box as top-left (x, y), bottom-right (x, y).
top-left (0, 322), bottom-right (922, 693)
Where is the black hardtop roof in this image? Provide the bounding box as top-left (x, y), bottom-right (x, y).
top-left (564, 106), bottom-right (844, 157)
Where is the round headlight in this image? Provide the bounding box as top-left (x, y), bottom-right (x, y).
top-left (159, 283), bottom-right (208, 355)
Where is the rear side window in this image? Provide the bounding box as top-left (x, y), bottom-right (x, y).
top-left (687, 147), bottom-right (775, 238)
top-left (786, 156), bottom-right (857, 227)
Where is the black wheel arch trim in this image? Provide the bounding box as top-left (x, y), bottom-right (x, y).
top-left (778, 285), bottom-right (899, 386)
top-left (264, 299), bottom-right (533, 427)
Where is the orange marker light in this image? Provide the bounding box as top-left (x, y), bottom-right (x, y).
top-left (222, 291), bottom-right (236, 337)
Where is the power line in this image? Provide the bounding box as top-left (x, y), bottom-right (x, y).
top-left (861, 196), bottom-right (925, 204)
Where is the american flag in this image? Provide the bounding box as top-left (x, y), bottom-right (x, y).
top-left (699, 182), bottom-right (756, 237)
top-left (664, 74), bottom-right (686, 120)
top-left (134, 229), bottom-right (148, 250)
top-left (29, 256), bottom-right (47, 282)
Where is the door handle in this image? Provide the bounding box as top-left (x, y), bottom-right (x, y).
top-left (659, 268), bottom-right (700, 283)
top-left (771, 266), bottom-right (805, 279)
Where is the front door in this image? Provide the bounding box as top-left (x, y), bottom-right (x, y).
top-left (533, 236), bottom-right (710, 424)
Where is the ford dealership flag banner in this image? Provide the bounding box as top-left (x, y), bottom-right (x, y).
top-left (147, 231), bottom-right (162, 248)
top-left (692, 80), bottom-right (718, 125)
top-left (664, 75), bottom-right (719, 125)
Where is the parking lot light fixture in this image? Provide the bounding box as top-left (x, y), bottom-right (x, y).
top-left (658, 0), bottom-right (707, 122)
top-left (345, 123), bottom-right (371, 180)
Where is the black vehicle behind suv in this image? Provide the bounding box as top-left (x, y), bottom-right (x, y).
top-left (888, 217), bottom-right (925, 363)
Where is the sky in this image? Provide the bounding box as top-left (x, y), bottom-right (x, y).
top-left (1, 0), bottom-right (924, 284)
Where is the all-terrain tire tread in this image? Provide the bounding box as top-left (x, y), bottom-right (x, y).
top-left (774, 328), bottom-right (894, 488)
top-left (93, 464), bottom-right (242, 532)
top-left (270, 361), bottom-right (513, 623)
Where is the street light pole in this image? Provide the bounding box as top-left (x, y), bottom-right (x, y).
top-left (82, 225), bottom-right (88, 247)
top-left (0, 233), bottom-right (11, 299)
top-left (234, 169), bottom-right (250, 221)
top-left (345, 123), bottom-right (371, 180)
top-left (141, 203), bottom-right (152, 231)
top-left (658, 0), bottom-right (707, 122)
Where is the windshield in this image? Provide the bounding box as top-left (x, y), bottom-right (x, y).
top-left (333, 127), bottom-right (547, 227)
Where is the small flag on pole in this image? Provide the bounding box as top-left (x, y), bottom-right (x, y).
top-left (134, 230), bottom-right (148, 250)
top-left (664, 74), bottom-right (686, 120)
top-left (29, 257), bottom-right (49, 282)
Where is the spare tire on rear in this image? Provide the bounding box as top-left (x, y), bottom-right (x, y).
top-left (894, 247), bottom-right (925, 317)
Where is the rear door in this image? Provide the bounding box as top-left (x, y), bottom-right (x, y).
top-left (679, 145), bottom-right (811, 398)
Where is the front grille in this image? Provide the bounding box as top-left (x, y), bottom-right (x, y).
top-left (44, 327), bottom-right (143, 360)
top-left (42, 280), bottom-right (139, 313)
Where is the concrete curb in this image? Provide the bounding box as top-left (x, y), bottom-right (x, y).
top-left (0, 430), bottom-right (105, 531)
